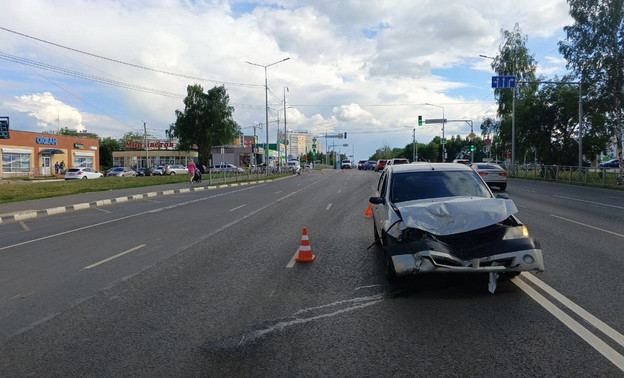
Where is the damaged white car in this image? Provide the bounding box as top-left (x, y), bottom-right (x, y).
top-left (369, 163), bottom-right (544, 292)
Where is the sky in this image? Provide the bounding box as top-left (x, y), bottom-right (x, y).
top-left (0, 0), bottom-right (574, 162)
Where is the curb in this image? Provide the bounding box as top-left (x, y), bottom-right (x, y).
top-left (0, 178), bottom-right (281, 225)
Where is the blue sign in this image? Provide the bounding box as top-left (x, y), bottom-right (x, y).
top-left (491, 76), bottom-right (516, 88)
top-left (0, 117), bottom-right (9, 139)
top-left (36, 137), bottom-right (58, 145)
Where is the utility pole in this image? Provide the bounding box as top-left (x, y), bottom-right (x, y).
top-left (143, 121), bottom-right (149, 168)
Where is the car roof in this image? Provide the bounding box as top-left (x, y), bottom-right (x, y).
top-left (388, 162), bottom-right (474, 173)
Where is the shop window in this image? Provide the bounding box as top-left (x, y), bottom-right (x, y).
top-left (2, 152), bottom-right (31, 173)
top-left (74, 156), bottom-right (93, 168)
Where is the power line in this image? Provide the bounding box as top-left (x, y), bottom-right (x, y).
top-left (0, 26), bottom-right (262, 88)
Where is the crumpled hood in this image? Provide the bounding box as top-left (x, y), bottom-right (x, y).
top-left (396, 197), bottom-right (518, 236)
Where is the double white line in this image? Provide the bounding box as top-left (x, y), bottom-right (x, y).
top-left (514, 273), bottom-right (624, 371)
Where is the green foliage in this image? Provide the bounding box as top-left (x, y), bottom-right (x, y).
top-left (168, 84), bottom-right (240, 165)
top-left (99, 137), bottom-right (120, 168)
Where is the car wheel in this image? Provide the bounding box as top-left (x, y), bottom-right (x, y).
top-left (373, 222), bottom-right (381, 246)
top-left (170, 172), bottom-right (175, 175)
top-left (499, 183), bottom-right (507, 190)
top-left (82, 176), bottom-right (88, 180)
top-left (382, 236), bottom-right (398, 281)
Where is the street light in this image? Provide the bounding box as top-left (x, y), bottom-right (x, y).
top-left (425, 102), bottom-right (446, 162)
top-left (245, 57), bottom-right (290, 173)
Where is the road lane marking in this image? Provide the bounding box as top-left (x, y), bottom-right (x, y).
top-left (95, 207), bottom-right (112, 213)
top-left (520, 273), bottom-right (624, 348)
top-left (83, 244), bottom-right (146, 270)
top-left (326, 203), bottom-right (332, 210)
top-left (229, 204), bottom-right (247, 212)
top-left (551, 214), bottom-right (624, 238)
top-left (338, 189), bottom-right (342, 193)
top-left (19, 221), bottom-right (30, 232)
top-left (286, 250), bottom-right (298, 268)
top-left (554, 195), bottom-right (624, 210)
top-left (513, 276), bottom-right (624, 372)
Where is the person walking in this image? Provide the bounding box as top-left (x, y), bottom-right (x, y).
top-left (54, 161), bottom-right (59, 175)
top-left (187, 159), bottom-right (196, 184)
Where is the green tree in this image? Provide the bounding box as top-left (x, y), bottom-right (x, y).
top-left (99, 137), bottom-right (120, 168)
top-left (168, 84), bottom-right (240, 165)
top-left (559, 0), bottom-right (624, 182)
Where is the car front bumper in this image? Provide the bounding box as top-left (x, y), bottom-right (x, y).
top-left (391, 247), bottom-right (544, 277)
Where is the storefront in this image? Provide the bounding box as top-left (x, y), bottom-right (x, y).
top-left (112, 140), bottom-right (197, 169)
top-left (0, 130), bottom-right (99, 179)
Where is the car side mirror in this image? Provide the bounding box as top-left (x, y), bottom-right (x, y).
top-left (369, 196), bottom-right (385, 205)
top-left (496, 193), bottom-right (509, 199)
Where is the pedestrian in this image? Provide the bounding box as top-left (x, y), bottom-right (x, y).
top-left (187, 159), bottom-right (196, 184)
top-left (59, 161), bottom-right (65, 174)
top-left (54, 161), bottom-right (59, 175)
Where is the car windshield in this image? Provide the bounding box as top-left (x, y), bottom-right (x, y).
top-left (390, 171), bottom-right (492, 202)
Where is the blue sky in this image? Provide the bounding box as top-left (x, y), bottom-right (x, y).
top-left (0, 0), bottom-right (573, 161)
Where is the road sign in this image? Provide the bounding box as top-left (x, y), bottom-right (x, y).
top-left (491, 76), bottom-right (516, 88)
top-left (468, 132), bottom-right (476, 140)
top-left (0, 117), bottom-right (9, 139)
top-left (425, 119), bottom-right (447, 124)
top-left (441, 138), bottom-right (447, 145)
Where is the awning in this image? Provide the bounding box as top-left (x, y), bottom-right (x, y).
top-left (73, 152), bottom-right (94, 157)
top-left (2, 148), bottom-right (32, 154)
top-left (40, 149), bottom-right (64, 154)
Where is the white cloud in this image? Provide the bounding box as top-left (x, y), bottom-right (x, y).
top-left (6, 92), bottom-right (85, 132)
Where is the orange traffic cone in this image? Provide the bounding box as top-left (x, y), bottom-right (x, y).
top-left (295, 227), bottom-right (316, 262)
top-left (365, 204), bottom-right (373, 217)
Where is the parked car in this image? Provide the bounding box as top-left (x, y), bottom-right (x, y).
top-left (136, 167), bottom-right (153, 176)
top-left (364, 161), bottom-right (377, 170)
top-left (471, 163), bottom-right (508, 190)
top-left (375, 159), bottom-right (387, 172)
top-left (106, 167), bottom-right (137, 177)
top-left (64, 167), bottom-right (103, 180)
top-left (165, 164), bottom-right (188, 175)
top-left (368, 163), bottom-right (544, 291)
top-left (210, 163), bottom-right (244, 173)
top-left (152, 166), bottom-right (165, 175)
top-left (598, 159), bottom-right (619, 168)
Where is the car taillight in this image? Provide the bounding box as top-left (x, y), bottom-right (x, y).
top-left (478, 171), bottom-right (488, 176)
top-left (78, 170), bottom-right (83, 174)
top-left (500, 172), bottom-right (507, 176)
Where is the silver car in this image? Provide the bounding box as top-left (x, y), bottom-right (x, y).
top-left (471, 163), bottom-right (507, 190)
top-left (369, 163), bottom-right (543, 292)
top-left (106, 167), bottom-right (137, 177)
top-left (165, 164), bottom-right (188, 175)
top-left (64, 167), bottom-right (103, 180)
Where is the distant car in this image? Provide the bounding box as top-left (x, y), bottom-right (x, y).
top-left (453, 159), bottom-right (471, 165)
top-left (165, 164), bottom-right (188, 175)
top-left (358, 160), bottom-right (367, 170)
top-left (287, 160), bottom-right (301, 173)
top-left (471, 163), bottom-right (507, 190)
top-left (136, 167), bottom-right (153, 176)
top-left (386, 158), bottom-right (409, 166)
top-left (341, 160), bottom-right (352, 169)
top-left (106, 167), bottom-right (137, 177)
top-left (368, 163), bottom-right (544, 291)
top-left (210, 163), bottom-right (244, 173)
top-left (64, 167), bottom-right (103, 180)
top-left (375, 159), bottom-right (387, 172)
top-left (364, 161), bottom-right (377, 170)
top-left (598, 159), bottom-right (619, 168)
top-left (152, 166), bottom-right (165, 175)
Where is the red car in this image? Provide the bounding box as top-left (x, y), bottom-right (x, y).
top-left (375, 159), bottom-right (387, 172)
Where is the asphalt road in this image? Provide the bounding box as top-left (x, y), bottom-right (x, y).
top-left (0, 171), bottom-right (622, 377)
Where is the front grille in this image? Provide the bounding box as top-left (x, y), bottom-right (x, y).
top-left (432, 224), bottom-right (507, 259)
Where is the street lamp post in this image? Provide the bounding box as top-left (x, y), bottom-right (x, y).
top-left (425, 103), bottom-right (446, 162)
top-left (245, 57), bottom-right (290, 174)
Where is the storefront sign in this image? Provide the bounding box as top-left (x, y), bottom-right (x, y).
top-left (74, 143), bottom-right (84, 149)
top-left (36, 137), bottom-right (58, 145)
top-left (125, 141), bottom-right (175, 150)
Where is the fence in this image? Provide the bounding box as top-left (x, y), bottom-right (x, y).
top-left (510, 164), bottom-right (623, 188)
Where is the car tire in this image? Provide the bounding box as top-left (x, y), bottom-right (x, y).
top-left (373, 222), bottom-right (381, 246)
top-left (82, 176), bottom-right (88, 180)
top-left (382, 236), bottom-right (398, 281)
top-left (499, 183), bottom-right (507, 190)
top-left (170, 172), bottom-right (175, 175)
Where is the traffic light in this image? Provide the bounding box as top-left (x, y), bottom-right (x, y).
top-left (418, 115), bottom-right (422, 126)
top-left (470, 142), bottom-right (475, 152)
top-left (344, 132), bottom-right (347, 139)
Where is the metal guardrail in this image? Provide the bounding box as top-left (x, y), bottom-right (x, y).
top-left (509, 164), bottom-right (623, 188)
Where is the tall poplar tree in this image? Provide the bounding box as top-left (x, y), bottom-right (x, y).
top-left (559, 0), bottom-right (624, 183)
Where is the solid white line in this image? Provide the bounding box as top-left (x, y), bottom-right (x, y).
top-left (286, 250), bottom-right (298, 268)
top-left (513, 277), bottom-right (624, 372)
top-left (520, 273), bottom-right (624, 348)
top-left (326, 203), bottom-right (332, 210)
top-left (83, 244), bottom-right (146, 270)
top-left (551, 214), bottom-right (624, 238)
top-left (554, 195), bottom-right (624, 210)
top-left (229, 204), bottom-right (247, 212)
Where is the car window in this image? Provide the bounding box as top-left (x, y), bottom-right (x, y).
top-left (390, 171), bottom-right (491, 202)
top-left (379, 172), bottom-right (388, 198)
top-left (377, 170), bottom-right (386, 193)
